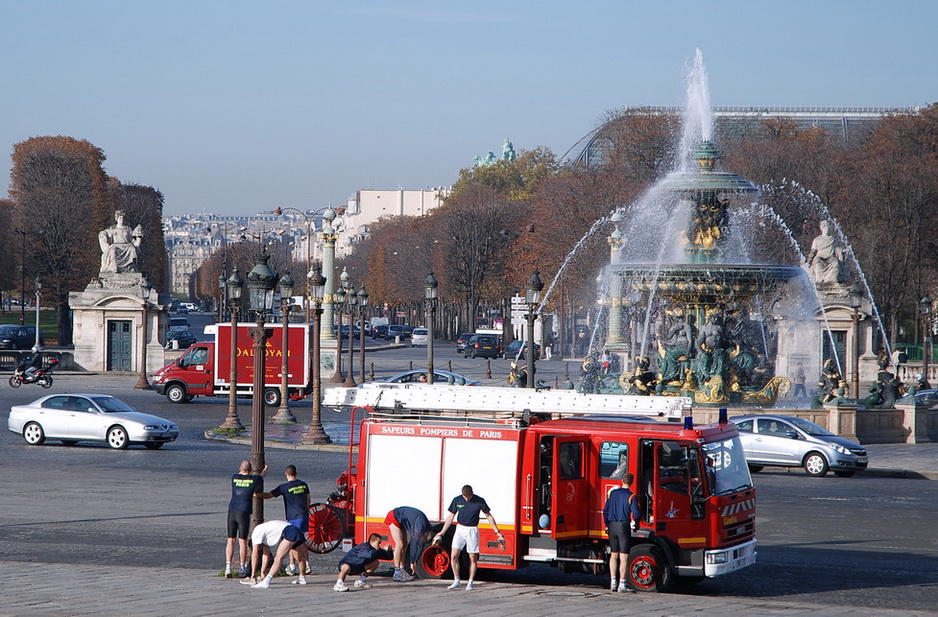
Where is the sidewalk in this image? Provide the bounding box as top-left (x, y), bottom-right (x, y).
top-left (0, 561), bottom-right (928, 617)
top-left (207, 424), bottom-right (938, 480)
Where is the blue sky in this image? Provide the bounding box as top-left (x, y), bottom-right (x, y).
top-left (1, 1), bottom-right (935, 217)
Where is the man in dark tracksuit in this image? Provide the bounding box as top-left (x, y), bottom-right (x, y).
top-left (333, 533), bottom-right (393, 592)
top-left (602, 472), bottom-right (641, 593)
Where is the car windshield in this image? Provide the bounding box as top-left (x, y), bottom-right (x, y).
top-left (787, 417), bottom-right (834, 436)
top-left (90, 396), bottom-right (135, 413)
top-left (702, 437), bottom-right (753, 495)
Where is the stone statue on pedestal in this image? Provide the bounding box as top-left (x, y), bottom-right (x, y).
top-left (99, 210), bottom-right (143, 274)
top-left (807, 220), bottom-right (846, 285)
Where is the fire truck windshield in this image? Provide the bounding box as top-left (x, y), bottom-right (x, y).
top-left (702, 437), bottom-right (753, 495)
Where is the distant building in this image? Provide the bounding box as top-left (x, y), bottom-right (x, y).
top-left (335, 188), bottom-right (450, 257)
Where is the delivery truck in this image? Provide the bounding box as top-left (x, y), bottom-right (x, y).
top-left (151, 322), bottom-right (310, 406)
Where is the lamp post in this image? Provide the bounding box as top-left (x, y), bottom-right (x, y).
top-left (273, 272), bottom-right (296, 423)
top-left (921, 296), bottom-right (932, 389)
top-left (345, 282), bottom-right (357, 387)
top-left (303, 264), bottom-right (331, 443)
top-left (220, 268), bottom-right (245, 430)
top-left (16, 229), bottom-right (26, 325)
top-left (330, 286), bottom-right (346, 383)
top-left (246, 247), bottom-right (277, 527)
top-left (358, 285), bottom-right (369, 383)
top-left (133, 281), bottom-right (152, 390)
top-left (217, 274), bottom-right (226, 322)
top-left (850, 295), bottom-right (862, 400)
top-left (425, 273), bottom-right (438, 384)
top-left (525, 271), bottom-right (544, 389)
top-left (34, 277), bottom-right (42, 349)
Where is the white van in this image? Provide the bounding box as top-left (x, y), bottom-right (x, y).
top-left (169, 317), bottom-right (190, 332)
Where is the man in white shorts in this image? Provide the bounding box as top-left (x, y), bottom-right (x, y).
top-left (434, 485), bottom-right (503, 591)
top-left (243, 520), bottom-right (308, 589)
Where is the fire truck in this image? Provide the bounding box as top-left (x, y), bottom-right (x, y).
top-left (310, 383), bottom-right (756, 592)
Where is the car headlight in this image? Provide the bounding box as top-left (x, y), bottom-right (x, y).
top-left (144, 425), bottom-right (160, 430)
top-left (829, 442), bottom-right (849, 455)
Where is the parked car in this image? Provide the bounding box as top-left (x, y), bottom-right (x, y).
top-left (8, 393), bottom-right (179, 450)
top-left (463, 334), bottom-right (500, 359)
top-left (896, 389), bottom-right (938, 408)
top-left (455, 333), bottom-right (475, 354)
top-left (410, 328), bottom-right (429, 347)
top-left (176, 305), bottom-right (189, 314)
top-left (731, 414), bottom-right (868, 477)
top-left (503, 340), bottom-right (541, 360)
top-left (0, 325), bottom-right (44, 350)
top-left (165, 329), bottom-right (197, 350)
top-left (332, 324), bottom-right (361, 339)
top-left (385, 324), bottom-right (411, 341)
top-left (379, 369), bottom-right (480, 386)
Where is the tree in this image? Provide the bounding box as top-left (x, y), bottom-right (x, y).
top-left (9, 137), bottom-right (112, 344)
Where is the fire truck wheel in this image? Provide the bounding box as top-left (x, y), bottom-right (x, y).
top-left (627, 545), bottom-right (673, 593)
top-left (305, 503), bottom-right (344, 554)
top-left (263, 388), bottom-right (281, 407)
top-left (415, 544), bottom-right (450, 579)
top-left (803, 452), bottom-right (830, 477)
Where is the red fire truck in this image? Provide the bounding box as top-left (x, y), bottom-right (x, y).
top-left (151, 323), bottom-right (310, 407)
top-left (311, 384), bottom-right (756, 592)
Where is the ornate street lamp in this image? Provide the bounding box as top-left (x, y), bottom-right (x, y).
top-left (525, 271), bottom-right (544, 389)
top-left (133, 281), bottom-right (152, 390)
top-left (303, 264), bottom-right (331, 443)
top-left (358, 285), bottom-right (369, 383)
top-left (425, 273), bottom-right (438, 384)
top-left (246, 247), bottom-right (277, 527)
top-left (330, 285), bottom-right (346, 383)
top-left (345, 283), bottom-right (357, 387)
top-left (921, 296), bottom-right (932, 389)
top-left (220, 268), bottom-right (245, 430)
top-left (273, 272), bottom-right (296, 423)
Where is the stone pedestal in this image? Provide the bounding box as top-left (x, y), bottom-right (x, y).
top-left (895, 403), bottom-right (935, 444)
top-left (823, 402), bottom-right (859, 443)
top-left (68, 274), bottom-right (167, 374)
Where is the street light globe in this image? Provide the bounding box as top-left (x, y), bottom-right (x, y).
top-left (246, 248), bottom-right (277, 314)
top-left (307, 264), bottom-right (326, 303)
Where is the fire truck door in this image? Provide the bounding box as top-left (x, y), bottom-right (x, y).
top-left (651, 440), bottom-right (698, 531)
top-left (550, 436), bottom-right (589, 538)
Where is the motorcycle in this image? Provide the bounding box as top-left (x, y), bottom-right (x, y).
top-left (9, 357), bottom-right (57, 389)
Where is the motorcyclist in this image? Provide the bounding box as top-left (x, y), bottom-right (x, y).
top-left (23, 346), bottom-right (43, 382)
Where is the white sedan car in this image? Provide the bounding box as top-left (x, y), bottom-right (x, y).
top-left (8, 393), bottom-right (179, 450)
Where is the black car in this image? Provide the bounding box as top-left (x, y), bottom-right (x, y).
top-left (463, 334), bottom-right (500, 359)
top-left (0, 325), bottom-right (45, 350)
top-left (164, 329), bottom-right (197, 349)
top-left (503, 339), bottom-right (541, 360)
top-left (372, 324), bottom-right (389, 339)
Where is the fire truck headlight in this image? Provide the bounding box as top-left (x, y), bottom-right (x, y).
top-left (707, 552), bottom-right (727, 565)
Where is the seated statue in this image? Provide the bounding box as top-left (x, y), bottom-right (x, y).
top-left (99, 210), bottom-right (143, 274)
top-left (807, 220), bottom-right (846, 285)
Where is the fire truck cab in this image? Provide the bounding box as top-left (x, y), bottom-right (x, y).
top-left (327, 384), bottom-right (757, 592)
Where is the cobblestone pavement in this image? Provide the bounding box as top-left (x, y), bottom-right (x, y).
top-left (1, 561), bottom-right (933, 617)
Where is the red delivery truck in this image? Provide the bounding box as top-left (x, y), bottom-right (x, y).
top-left (151, 323), bottom-right (310, 407)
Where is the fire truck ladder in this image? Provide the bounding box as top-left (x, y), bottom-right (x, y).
top-left (323, 382), bottom-right (690, 422)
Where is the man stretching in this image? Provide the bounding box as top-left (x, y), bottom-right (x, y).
top-left (434, 485), bottom-right (503, 591)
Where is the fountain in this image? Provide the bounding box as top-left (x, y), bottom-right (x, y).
top-left (572, 50), bottom-right (866, 407)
